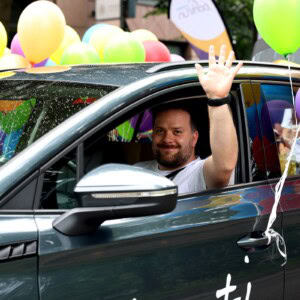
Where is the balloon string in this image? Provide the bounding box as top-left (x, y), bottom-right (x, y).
top-left (263, 56), bottom-right (297, 265)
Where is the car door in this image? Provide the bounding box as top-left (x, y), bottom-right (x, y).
top-left (0, 74), bottom-right (119, 300)
top-left (33, 81), bottom-right (285, 300)
top-left (251, 81), bottom-right (300, 300)
top-left (0, 175), bottom-right (39, 299)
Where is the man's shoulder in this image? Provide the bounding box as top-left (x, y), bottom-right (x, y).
top-left (185, 157), bottom-right (206, 170)
top-left (173, 157), bottom-right (207, 194)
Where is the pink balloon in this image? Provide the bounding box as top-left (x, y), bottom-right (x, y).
top-left (10, 34), bottom-right (25, 57)
top-left (143, 41), bottom-right (171, 62)
top-left (170, 53), bottom-right (185, 62)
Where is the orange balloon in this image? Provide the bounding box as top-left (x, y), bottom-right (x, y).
top-left (17, 1), bottom-right (66, 63)
top-left (0, 54), bottom-right (31, 70)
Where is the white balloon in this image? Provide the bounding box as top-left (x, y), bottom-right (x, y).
top-left (170, 54), bottom-right (185, 62)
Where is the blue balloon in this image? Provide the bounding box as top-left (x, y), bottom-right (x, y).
top-left (45, 59), bottom-right (57, 66)
top-left (82, 24), bottom-right (107, 44)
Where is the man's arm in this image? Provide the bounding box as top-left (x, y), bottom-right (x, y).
top-left (195, 45), bottom-right (243, 189)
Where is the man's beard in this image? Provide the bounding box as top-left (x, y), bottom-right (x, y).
top-left (153, 143), bottom-right (193, 169)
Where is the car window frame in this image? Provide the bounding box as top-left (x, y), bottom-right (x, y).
top-left (32, 80), bottom-right (253, 210)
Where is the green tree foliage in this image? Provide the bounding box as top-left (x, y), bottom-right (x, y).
top-left (146, 0), bottom-right (256, 60)
top-left (148, 0), bottom-right (169, 15)
top-left (215, 0), bottom-right (256, 59)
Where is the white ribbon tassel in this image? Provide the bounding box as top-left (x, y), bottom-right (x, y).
top-left (263, 59), bottom-right (299, 266)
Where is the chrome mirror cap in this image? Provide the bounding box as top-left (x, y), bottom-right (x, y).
top-left (75, 163), bottom-right (176, 193)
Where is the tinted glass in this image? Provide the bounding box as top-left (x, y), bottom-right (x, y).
top-left (0, 80), bottom-right (116, 166)
top-left (242, 83), bottom-right (268, 181)
top-left (40, 149), bottom-right (77, 209)
top-left (260, 84), bottom-right (299, 177)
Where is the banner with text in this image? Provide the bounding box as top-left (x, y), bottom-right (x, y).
top-left (170, 0), bottom-right (234, 59)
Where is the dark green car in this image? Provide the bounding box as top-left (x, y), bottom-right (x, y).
top-left (0, 62), bottom-right (300, 299)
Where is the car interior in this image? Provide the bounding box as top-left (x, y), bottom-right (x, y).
top-left (83, 97), bottom-right (211, 174)
top-left (39, 85), bottom-right (244, 210)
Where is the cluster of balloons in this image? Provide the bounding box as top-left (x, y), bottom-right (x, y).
top-left (0, 1), bottom-right (185, 70)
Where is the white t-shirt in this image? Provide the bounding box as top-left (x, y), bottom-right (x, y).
top-left (135, 157), bottom-right (207, 194)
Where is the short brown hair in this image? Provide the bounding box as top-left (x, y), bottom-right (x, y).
top-left (151, 102), bottom-right (197, 132)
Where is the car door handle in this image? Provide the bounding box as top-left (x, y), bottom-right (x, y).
top-left (237, 234), bottom-right (274, 249)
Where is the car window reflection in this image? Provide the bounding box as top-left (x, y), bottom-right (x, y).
top-left (0, 81), bottom-right (116, 166)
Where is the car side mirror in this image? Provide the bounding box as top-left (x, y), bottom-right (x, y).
top-left (53, 164), bottom-right (178, 236)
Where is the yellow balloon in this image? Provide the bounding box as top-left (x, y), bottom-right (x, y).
top-left (50, 25), bottom-right (80, 64)
top-left (131, 29), bottom-right (158, 43)
top-left (0, 54), bottom-right (31, 70)
top-left (17, 1), bottom-right (66, 63)
top-left (0, 22), bottom-right (7, 57)
top-left (89, 25), bottom-right (123, 61)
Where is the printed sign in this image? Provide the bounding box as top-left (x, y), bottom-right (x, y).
top-left (170, 0), bottom-right (234, 59)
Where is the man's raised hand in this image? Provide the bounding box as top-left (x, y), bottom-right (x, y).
top-left (195, 45), bottom-right (243, 99)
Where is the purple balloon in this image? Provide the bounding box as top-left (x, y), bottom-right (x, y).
top-left (260, 100), bottom-right (293, 141)
top-left (10, 34), bottom-right (25, 57)
top-left (130, 109), bottom-right (152, 132)
top-left (34, 58), bottom-right (48, 67)
top-left (296, 89), bottom-right (300, 118)
top-left (266, 100), bottom-right (293, 124)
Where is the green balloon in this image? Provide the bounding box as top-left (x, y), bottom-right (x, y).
top-left (0, 98), bottom-right (36, 134)
top-left (103, 33), bottom-right (145, 63)
top-left (253, 0), bottom-right (300, 56)
top-left (60, 42), bottom-right (100, 65)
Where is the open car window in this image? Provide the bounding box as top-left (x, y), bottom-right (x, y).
top-left (0, 81), bottom-right (116, 166)
top-left (40, 97), bottom-right (214, 209)
top-left (84, 98), bottom-right (211, 172)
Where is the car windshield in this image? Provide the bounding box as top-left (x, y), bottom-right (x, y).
top-left (0, 80), bottom-right (116, 166)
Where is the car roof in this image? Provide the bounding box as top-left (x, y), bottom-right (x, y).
top-left (0, 63), bottom-right (160, 87)
top-left (2, 61), bottom-right (300, 88)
